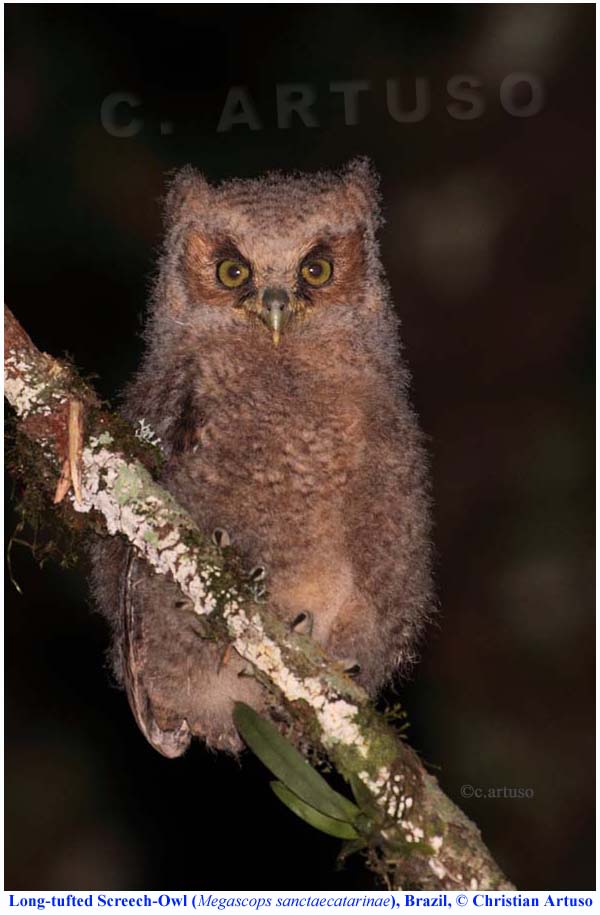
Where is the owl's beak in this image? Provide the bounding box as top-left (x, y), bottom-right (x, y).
top-left (260, 287), bottom-right (291, 346)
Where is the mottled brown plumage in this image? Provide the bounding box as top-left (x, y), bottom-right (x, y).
top-left (92, 159), bottom-right (432, 755)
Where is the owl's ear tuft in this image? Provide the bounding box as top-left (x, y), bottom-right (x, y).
top-left (164, 166), bottom-right (211, 228)
top-left (343, 157), bottom-right (382, 227)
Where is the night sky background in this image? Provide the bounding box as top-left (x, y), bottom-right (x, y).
top-left (5, 4), bottom-right (595, 891)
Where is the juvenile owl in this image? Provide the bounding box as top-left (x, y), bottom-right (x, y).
top-left (92, 159), bottom-right (432, 756)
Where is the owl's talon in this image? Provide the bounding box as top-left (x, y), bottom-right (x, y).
top-left (291, 611), bottom-right (313, 636)
top-left (341, 659), bottom-right (361, 678)
top-left (248, 565), bottom-right (266, 582)
top-left (212, 528), bottom-right (231, 549)
top-left (248, 566), bottom-right (267, 602)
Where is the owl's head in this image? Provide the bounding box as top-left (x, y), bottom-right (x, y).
top-left (157, 159), bottom-right (386, 348)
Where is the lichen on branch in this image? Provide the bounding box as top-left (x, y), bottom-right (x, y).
top-left (4, 304), bottom-right (514, 891)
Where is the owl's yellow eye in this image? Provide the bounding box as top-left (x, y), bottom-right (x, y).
top-left (217, 259), bottom-right (250, 288)
top-left (301, 258), bottom-right (333, 287)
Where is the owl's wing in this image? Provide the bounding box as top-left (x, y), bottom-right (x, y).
top-left (121, 549), bottom-right (192, 758)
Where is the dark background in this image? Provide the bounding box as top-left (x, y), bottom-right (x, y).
top-left (5, 3), bottom-right (595, 891)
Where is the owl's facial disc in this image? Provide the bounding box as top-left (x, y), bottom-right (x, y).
top-left (206, 239), bottom-right (340, 345)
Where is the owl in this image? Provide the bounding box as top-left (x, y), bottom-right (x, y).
top-left (91, 158), bottom-right (432, 756)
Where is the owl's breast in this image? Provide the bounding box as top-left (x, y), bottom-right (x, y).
top-left (196, 383), bottom-right (364, 497)
top-left (163, 357), bottom-right (368, 572)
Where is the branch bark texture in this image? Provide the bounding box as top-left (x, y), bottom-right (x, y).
top-left (4, 304), bottom-right (514, 891)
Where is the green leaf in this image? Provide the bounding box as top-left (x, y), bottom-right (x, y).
top-left (271, 781), bottom-right (359, 840)
top-left (233, 702), bottom-right (359, 822)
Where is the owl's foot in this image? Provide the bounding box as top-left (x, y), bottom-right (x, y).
top-left (290, 610), bottom-right (313, 636)
top-left (212, 527), bottom-right (232, 548)
top-left (248, 565), bottom-right (266, 583)
top-left (339, 658), bottom-right (361, 679)
top-left (247, 565), bottom-right (267, 600)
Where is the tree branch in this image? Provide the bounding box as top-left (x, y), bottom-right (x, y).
top-left (4, 304), bottom-right (514, 891)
